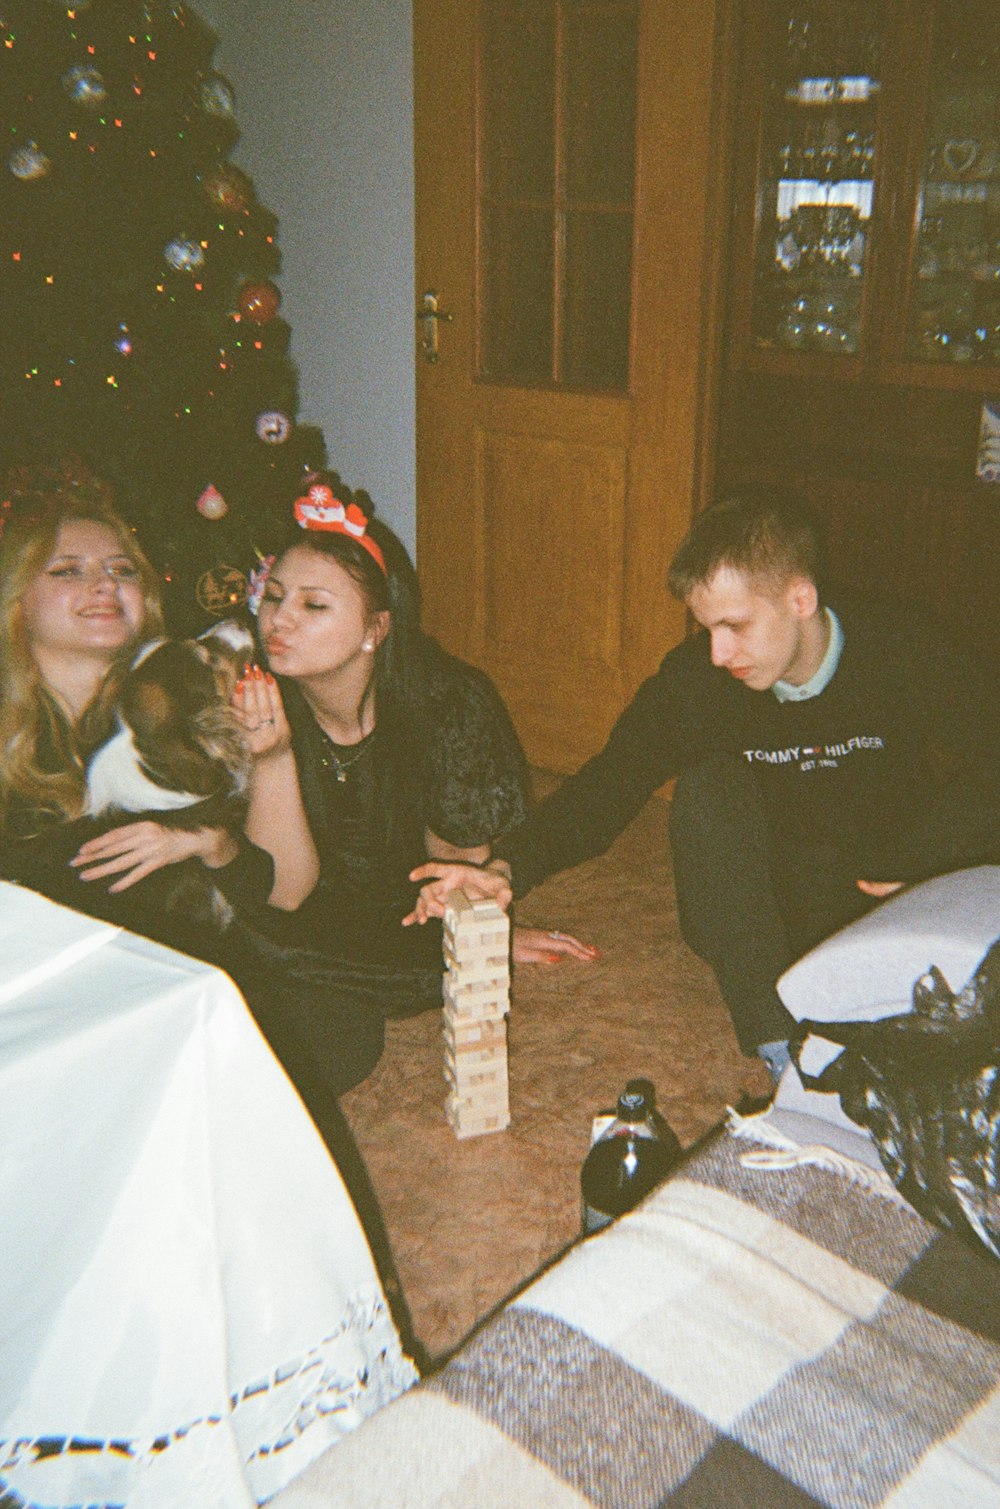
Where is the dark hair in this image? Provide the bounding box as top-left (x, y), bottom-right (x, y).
top-left (266, 471), bottom-right (423, 691)
top-left (264, 472), bottom-right (435, 845)
top-left (668, 490), bottom-right (824, 600)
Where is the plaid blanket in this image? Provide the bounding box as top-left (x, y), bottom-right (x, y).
top-left (275, 1131), bottom-right (1000, 1508)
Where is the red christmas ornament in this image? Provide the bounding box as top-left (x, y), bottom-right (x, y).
top-left (237, 280), bottom-right (281, 325)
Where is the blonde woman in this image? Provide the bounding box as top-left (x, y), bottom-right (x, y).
top-left (0, 465), bottom-right (268, 919)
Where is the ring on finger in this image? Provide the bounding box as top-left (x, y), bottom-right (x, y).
top-left (260, 717), bottom-right (276, 725)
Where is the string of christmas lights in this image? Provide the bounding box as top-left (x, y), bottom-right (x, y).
top-left (1, 0), bottom-right (328, 631)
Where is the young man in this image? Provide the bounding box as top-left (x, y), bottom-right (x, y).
top-left (406, 491), bottom-right (1000, 1077)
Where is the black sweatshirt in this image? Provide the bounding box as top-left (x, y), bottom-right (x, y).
top-left (497, 599), bottom-right (1000, 896)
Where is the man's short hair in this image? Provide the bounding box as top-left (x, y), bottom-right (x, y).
top-left (668, 490), bottom-right (823, 600)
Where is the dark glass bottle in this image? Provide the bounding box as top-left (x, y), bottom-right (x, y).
top-left (580, 1081), bottom-right (682, 1234)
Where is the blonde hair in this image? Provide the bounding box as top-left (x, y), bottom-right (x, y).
top-left (0, 480), bottom-right (163, 834)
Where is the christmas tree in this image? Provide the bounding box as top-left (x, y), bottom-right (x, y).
top-left (0, 0), bottom-right (327, 632)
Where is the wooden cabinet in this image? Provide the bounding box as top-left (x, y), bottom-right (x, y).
top-left (728, 0), bottom-right (1000, 383)
top-left (716, 0), bottom-right (1000, 653)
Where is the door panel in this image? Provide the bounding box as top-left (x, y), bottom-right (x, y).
top-left (414, 0), bottom-right (731, 771)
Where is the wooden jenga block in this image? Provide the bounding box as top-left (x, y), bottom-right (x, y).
top-left (443, 893), bottom-right (509, 945)
top-left (446, 1071), bottom-right (509, 1108)
top-left (444, 1041), bottom-right (507, 1073)
top-left (446, 1080), bottom-right (509, 1116)
top-left (445, 1099), bottom-right (510, 1139)
top-left (443, 942), bottom-right (509, 977)
top-left (443, 1014), bottom-right (507, 1052)
top-left (443, 983), bottom-right (508, 1022)
top-left (444, 963), bottom-right (508, 989)
top-left (445, 1058), bottom-right (508, 1094)
top-left (442, 889), bottom-right (511, 1139)
top-left (444, 1032), bottom-right (506, 1062)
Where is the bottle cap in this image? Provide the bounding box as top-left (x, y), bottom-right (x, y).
top-left (617, 1087), bottom-right (648, 1121)
top-left (625, 1076), bottom-right (657, 1109)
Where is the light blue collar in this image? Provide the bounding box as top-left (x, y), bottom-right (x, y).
top-left (772, 607), bottom-right (843, 702)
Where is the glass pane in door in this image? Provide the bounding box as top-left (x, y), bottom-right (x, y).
top-left (563, 209), bottom-right (632, 388)
top-left (905, 1), bottom-right (1000, 365)
top-left (478, 0), bottom-right (638, 389)
top-left (751, 1), bottom-right (884, 356)
top-left (481, 206), bottom-right (554, 383)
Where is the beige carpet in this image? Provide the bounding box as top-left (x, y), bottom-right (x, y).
top-left (340, 781), bottom-right (772, 1364)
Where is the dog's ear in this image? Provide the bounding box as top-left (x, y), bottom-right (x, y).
top-left (196, 620), bottom-right (255, 700)
top-left (122, 641), bottom-right (241, 797)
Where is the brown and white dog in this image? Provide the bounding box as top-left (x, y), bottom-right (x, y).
top-left (85, 620), bottom-right (252, 827)
top-left (10, 621), bottom-right (256, 949)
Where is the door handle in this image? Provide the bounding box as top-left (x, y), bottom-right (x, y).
top-left (416, 289), bottom-right (453, 363)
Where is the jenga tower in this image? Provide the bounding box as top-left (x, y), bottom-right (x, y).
top-left (442, 891), bottom-right (511, 1139)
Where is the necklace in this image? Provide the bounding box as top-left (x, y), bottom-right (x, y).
top-left (317, 726), bottom-right (376, 783)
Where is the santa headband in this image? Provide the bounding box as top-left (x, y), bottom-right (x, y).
top-left (292, 482), bottom-right (387, 574)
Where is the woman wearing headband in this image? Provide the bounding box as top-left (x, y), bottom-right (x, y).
top-left (234, 474), bottom-right (595, 1100)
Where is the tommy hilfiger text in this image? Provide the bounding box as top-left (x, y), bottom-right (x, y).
top-left (742, 735), bottom-right (885, 766)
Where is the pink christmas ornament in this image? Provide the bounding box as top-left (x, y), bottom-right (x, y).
top-left (195, 484), bottom-right (228, 520)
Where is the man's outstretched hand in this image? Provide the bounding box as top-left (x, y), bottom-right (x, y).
top-left (403, 859), bottom-right (512, 926)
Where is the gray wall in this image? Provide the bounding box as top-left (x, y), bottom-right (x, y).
top-left (203, 1), bottom-right (417, 552)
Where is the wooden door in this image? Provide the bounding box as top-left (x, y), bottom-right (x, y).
top-left (413, 0), bottom-right (733, 771)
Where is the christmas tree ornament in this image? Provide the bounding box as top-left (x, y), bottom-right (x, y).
top-left (197, 564), bottom-right (248, 616)
top-left (3, 1), bottom-right (325, 640)
top-left (62, 65), bottom-right (108, 106)
top-left (164, 236), bottom-right (206, 273)
top-left (255, 410), bottom-right (292, 444)
top-left (195, 483), bottom-right (228, 520)
top-left (237, 279), bottom-right (281, 324)
top-left (198, 72), bottom-right (235, 119)
top-left (201, 163), bottom-right (253, 214)
top-left (8, 141), bottom-right (51, 181)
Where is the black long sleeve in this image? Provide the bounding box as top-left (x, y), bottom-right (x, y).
top-left (495, 600), bottom-right (1000, 897)
top-left (495, 645), bottom-right (711, 895)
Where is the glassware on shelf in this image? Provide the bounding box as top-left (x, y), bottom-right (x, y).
top-left (779, 284), bottom-right (859, 354)
top-left (904, 4), bottom-right (1000, 365)
top-left (749, 2), bottom-right (883, 357)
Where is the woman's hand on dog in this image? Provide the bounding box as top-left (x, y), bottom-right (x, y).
top-left (71, 822), bottom-right (239, 891)
top-left (232, 665), bottom-right (291, 759)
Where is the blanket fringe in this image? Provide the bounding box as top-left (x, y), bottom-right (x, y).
top-left (725, 1107), bottom-right (909, 1207)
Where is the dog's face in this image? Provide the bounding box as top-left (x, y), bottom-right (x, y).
top-left (86, 620), bottom-right (254, 815)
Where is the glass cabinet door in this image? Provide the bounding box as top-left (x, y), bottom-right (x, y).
top-left (747, 0), bottom-right (885, 358)
top-left (904, 2), bottom-right (1000, 367)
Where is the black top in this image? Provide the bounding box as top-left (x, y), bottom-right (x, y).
top-left (1, 788), bottom-right (273, 959)
top-left (263, 645), bottom-right (530, 974)
top-left (497, 599), bottom-right (1000, 895)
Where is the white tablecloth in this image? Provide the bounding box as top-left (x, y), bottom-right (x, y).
top-left (0, 884), bottom-right (417, 1508)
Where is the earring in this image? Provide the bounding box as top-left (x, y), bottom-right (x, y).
top-left (363, 641), bottom-right (374, 652)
